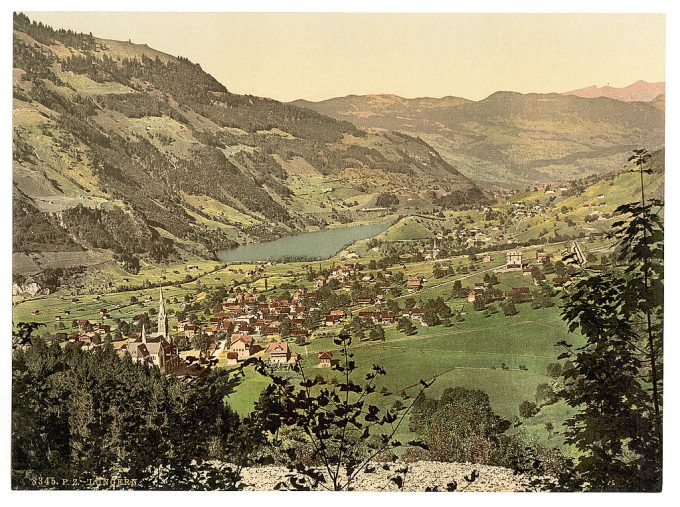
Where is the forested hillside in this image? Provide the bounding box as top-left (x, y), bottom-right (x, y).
top-left (12, 13), bottom-right (482, 268)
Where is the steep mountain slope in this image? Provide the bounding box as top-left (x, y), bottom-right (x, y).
top-left (293, 90), bottom-right (664, 188)
top-left (12, 14), bottom-right (483, 270)
top-left (563, 80), bottom-right (665, 102)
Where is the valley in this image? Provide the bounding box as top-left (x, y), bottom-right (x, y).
top-left (10, 12), bottom-right (665, 491)
top-left (14, 152), bottom-right (659, 454)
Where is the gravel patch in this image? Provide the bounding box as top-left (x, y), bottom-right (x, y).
top-left (239, 461), bottom-right (536, 492)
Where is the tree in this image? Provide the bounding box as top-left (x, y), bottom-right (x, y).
top-left (397, 317), bottom-right (417, 336)
top-left (280, 316), bottom-right (291, 340)
top-left (422, 308), bottom-right (440, 327)
top-left (473, 297), bottom-right (486, 312)
top-left (369, 325), bottom-right (386, 342)
top-left (546, 362), bottom-right (562, 378)
top-left (191, 332), bottom-right (213, 361)
top-left (251, 331), bottom-right (432, 490)
top-left (518, 401), bottom-right (538, 419)
top-left (613, 148), bottom-right (663, 422)
top-left (555, 149), bottom-right (663, 492)
top-left (375, 192), bottom-right (399, 209)
top-left (501, 300), bottom-right (518, 316)
top-left (12, 336), bottom-right (247, 490)
top-left (385, 299), bottom-right (400, 314)
top-left (534, 383), bottom-right (556, 406)
top-left (483, 303), bottom-right (498, 318)
top-left (544, 422), bottom-right (555, 437)
top-left (410, 387), bottom-right (511, 465)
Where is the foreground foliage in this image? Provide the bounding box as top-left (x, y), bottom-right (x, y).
top-left (555, 148), bottom-right (663, 491)
top-left (12, 329), bottom-right (252, 490)
top-left (250, 331), bottom-right (433, 491)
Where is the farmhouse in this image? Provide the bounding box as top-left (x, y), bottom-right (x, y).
top-left (318, 351), bottom-right (333, 368)
top-left (407, 276), bottom-right (424, 291)
top-left (229, 333), bottom-right (256, 360)
top-left (268, 342), bottom-right (291, 365)
top-left (379, 311), bottom-right (396, 324)
top-left (291, 328), bottom-right (309, 338)
top-left (325, 313), bottom-right (343, 326)
top-left (203, 325), bottom-right (218, 336)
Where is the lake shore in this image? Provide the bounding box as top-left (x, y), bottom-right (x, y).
top-left (217, 221), bottom-right (391, 262)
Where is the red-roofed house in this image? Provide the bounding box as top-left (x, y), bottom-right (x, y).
top-left (268, 342), bottom-right (290, 365)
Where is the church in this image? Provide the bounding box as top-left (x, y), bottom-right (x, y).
top-left (127, 288), bottom-right (181, 374)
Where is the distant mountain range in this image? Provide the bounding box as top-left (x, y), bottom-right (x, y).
top-left (293, 86), bottom-right (664, 188)
top-left (563, 80), bottom-right (665, 102)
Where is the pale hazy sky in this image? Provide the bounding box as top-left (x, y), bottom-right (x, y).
top-left (25, 12), bottom-right (665, 102)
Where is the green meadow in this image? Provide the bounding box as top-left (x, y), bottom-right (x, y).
top-left (225, 304), bottom-right (580, 447)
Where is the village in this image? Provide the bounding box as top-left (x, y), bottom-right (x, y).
top-left (47, 238), bottom-right (587, 378)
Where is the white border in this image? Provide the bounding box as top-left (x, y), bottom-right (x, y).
top-left (1, 1), bottom-right (677, 507)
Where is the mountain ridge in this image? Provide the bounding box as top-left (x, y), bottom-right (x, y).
top-left (562, 80), bottom-right (665, 102)
top-left (292, 87), bottom-right (664, 188)
top-left (12, 13), bottom-right (483, 268)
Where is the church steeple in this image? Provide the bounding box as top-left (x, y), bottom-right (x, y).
top-left (141, 324), bottom-right (147, 344)
top-left (157, 288), bottom-right (168, 339)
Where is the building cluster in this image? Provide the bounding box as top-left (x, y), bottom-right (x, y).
top-left (181, 289), bottom-right (312, 341)
top-left (494, 249), bottom-right (555, 284)
top-left (460, 228), bottom-right (494, 249)
top-left (510, 201), bottom-right (545, 221)
top-left (357, 310), bottom-right (397, 325)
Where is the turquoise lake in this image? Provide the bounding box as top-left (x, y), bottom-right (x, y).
top-left (217, 222), bottom-right (390, 262)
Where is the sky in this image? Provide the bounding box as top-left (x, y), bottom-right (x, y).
top-left (24, 12), bottom-right (665, 102)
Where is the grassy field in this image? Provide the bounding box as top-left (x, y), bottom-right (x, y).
top-left (222, 303), bottom-right (580, 448)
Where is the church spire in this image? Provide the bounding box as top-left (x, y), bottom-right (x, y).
top-left (157, 287), bottom-right (168, 339)
top-left (141, 324), bottom-right (147, 344)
